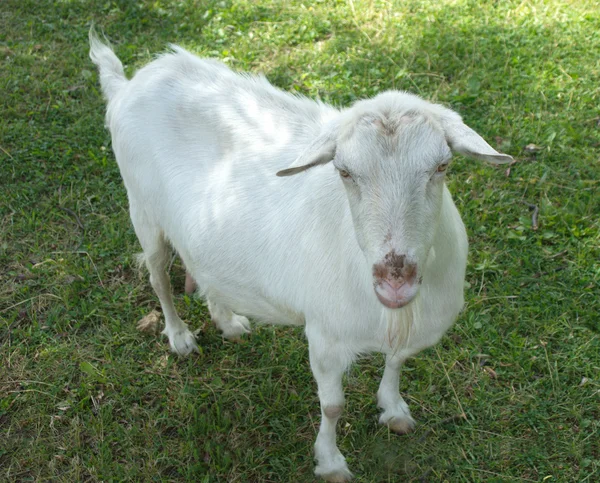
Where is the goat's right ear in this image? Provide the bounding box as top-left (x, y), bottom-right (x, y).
top-left (276, 126), bottom-right (337, 177)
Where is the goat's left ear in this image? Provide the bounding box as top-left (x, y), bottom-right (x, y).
top-left (276, 124), bottom-right (337, 177)
top-left (443, 118), bottom-right (513, 164)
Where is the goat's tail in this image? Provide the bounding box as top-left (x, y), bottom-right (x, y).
top-left (89, 26), bottom-right (127, 102)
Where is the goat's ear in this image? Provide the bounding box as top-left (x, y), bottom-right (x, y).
top-left (276, 127), bottom-right (337, 177)
top-left (443, 118), bottom-right (513, 164)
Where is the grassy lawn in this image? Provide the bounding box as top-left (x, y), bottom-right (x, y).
top-left (1, 0), bottom-right (599, 481)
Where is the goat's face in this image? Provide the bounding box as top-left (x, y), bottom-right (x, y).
top-left (277, 93), bottom-right (512, 309)
top-left (334, 113), bottom-right (449, 308)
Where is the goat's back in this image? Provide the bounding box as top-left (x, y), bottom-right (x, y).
top-left (104, 47), bottom-right (356, 324)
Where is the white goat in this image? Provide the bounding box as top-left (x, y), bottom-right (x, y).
top-left (90, 31), bottom-right (512, 482)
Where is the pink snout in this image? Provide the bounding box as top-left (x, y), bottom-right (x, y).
top-left (374, 278), bottom-right (419, 309)
top-left (372, 252), bottom-right (420, 309)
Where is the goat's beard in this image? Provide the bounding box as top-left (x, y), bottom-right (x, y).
top-left (382, 291), bottom-right (421, 351)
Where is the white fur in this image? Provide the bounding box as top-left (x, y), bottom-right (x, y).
top-left (90, 30), bottom-right (512, 481)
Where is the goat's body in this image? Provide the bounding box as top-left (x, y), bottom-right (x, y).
top-left (106, 47), bottom-right (467, 358)
top-left (89, 34), bottom-right (509, 481)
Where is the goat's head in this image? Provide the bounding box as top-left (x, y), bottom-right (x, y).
top-left (278, 92), bottom-right (512, 309)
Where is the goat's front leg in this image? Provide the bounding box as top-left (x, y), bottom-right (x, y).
top-left (377, 353), bottom-right (416, 434)
top-left (306, 325), bottom-right (353, 482)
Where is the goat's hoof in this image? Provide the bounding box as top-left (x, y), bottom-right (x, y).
top-left (385, 415), bottom-right (416, 435)
top-left (164, 328), bottom-right (199, 356)
top-left (316, 468), bottom-right (353, 482)
top-left (221, 314), bottom-right (251, 340)
top-left (315, 453), bottom-right (353, 483)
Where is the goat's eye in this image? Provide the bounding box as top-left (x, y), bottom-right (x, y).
top-left (436, 163), bottom-right (449, 173)
top-left (339, 169), bottom-right (352, 179)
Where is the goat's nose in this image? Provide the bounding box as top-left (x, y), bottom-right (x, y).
top-left (372, 254), bottom-right (419, 309)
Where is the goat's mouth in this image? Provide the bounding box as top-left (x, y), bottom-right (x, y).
top-left (374, 280), bottom-right (419, 309)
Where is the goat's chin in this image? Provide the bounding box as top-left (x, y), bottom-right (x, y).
top-left (376, 292), bottom-right (414, 309)
top-left (374, 285), bottom-right (419, 309)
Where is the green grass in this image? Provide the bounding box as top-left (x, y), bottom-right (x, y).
top-left (1, 0), bottom-right (599, 481)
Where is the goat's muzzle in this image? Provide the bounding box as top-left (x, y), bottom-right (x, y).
top-left (372, 253), bottom-right (419, 309)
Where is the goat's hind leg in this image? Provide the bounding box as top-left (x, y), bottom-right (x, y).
top-left (206, 292), bottom-right (251, 340)
top-left (130, 203), bottom-right (198, 356)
